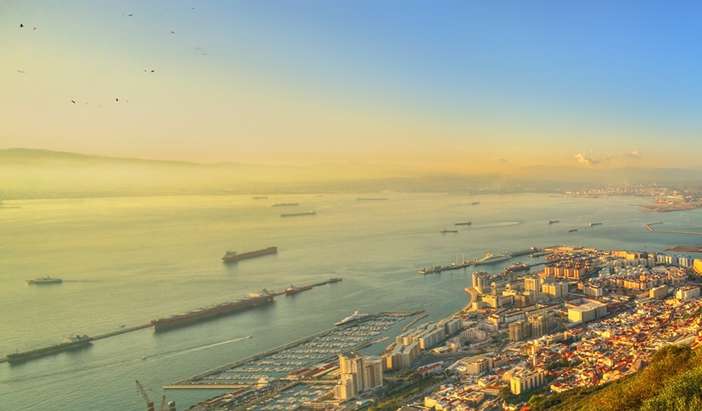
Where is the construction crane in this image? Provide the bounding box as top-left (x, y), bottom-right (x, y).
top-left (136, 380), bottom-right (155, 411)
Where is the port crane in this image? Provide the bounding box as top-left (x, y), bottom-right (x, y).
top-left (136, 380), bottom-right (155, 411)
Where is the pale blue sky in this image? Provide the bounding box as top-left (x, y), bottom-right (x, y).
top-left (2, 1), bottom-right (701, 169)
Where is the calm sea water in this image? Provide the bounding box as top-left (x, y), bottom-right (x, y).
top-left (1, 193), bottom-right (701, 411)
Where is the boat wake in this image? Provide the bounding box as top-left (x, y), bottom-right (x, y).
top-left (142, 336), bottom-right (252, 361)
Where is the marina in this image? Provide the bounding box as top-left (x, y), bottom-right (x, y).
top-left (169, 311), bottom-right (419, 389)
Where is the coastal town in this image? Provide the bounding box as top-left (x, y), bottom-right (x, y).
top-left (565, 184), bottom-right (702, 213)
top-left (186, 245), bottom-right (702, 410)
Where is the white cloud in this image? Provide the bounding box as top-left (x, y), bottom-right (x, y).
top-left (574, 153), bottom-right (599, 166)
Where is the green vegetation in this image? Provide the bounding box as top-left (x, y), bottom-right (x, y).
top-left (529, 345), bottom-right (702, 411)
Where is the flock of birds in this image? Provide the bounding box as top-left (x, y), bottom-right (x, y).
top-left (16, 7), bottom-right (203, 106)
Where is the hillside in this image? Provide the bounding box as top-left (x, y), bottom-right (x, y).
top-left (529, 344), bottom-right (702, 411)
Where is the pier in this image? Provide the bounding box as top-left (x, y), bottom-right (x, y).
top-left (644, 222), bottom-right (702, 236)
top-left (3, 278), bottom-right (342, 366)
top-left (418, 249), bottom-right (547, 276)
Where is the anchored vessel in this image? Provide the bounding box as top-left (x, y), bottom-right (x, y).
top-left (252, 196), bottom-right (268, 200)
top-left (548, 220), bottom-right (560, 224)
top-left (471, 201), bottom-right (480, 205)
top-left (357, 197), bottom-right (388, 201)
top-left (6, 335), bottom-right (91, 364)
top-left (26, 276), bottom-right (63, 285)
top-left (335, 310), bottom-right (371, 327)
top-left (151, 292), bottom-right (274, 332)
top-left (589, 222), bottom-right (603, 227)
top-left (440, 229), bottom-right (459, 234)
top-left (569, 228), bottom-right (579, 233)
top-left (272, 203), bottom-right (299, 207)
top-left (455, 221), bottom-right (472, 226)
top-left (222, 247), bottom-right (277, 264)
top-left (281, 211), bottom-right (316, 218)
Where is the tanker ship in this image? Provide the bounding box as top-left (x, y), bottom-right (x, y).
top-left (281, 211), bottom-right (317, 218)
top-left (151, 292), bottom-right (274, 332)
top-left (222, 247), bottom-right (277, 264)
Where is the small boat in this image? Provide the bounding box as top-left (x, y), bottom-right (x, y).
top-left (471, 201), bottom-right (480, 206)
top-left (441, 229), bottom-right (459, 234)
top-left (589, 222), bottom-right (603, 227)
top-left (548, 220), bottom-right (560, 224)
top-left (455, 221), bottom-right (472, 226)
top-left (335, 311), bottom-right (371, 326)
top-left (568, 228), bottom-right (579, 233)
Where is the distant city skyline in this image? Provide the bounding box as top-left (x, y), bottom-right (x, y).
top-left (3, 1), bottom-right (702, 171)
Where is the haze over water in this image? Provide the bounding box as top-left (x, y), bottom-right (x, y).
top-left (2, 192), bottom-right (701, 410)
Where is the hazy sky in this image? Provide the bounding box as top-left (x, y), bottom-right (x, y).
top-left (2, 1), bottom-right (701, 171)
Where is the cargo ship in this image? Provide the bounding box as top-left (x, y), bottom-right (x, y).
top-left (6, 335), bottom-right (92, 364)
top-left (281, 211), bottom-right (316, 218)
top-left (506, 263), bottom-right (530, 273)
top-left (272, 202), bottom-right (299, 207)
top-left (151, 292), bottom-right (274, 332)
top-left (26, 276), bottom-right (63, 285)
top-left (335, 311), bottom-right (371, 327)
top-left (222, 247), bottom-right (277, 264)
top-left (455, 221), bottom-right (472, 226)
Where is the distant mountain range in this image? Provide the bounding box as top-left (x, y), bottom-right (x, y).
top-left (0, 148), bottom-right (699, 199)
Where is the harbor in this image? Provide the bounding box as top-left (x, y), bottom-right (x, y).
top-left (169, 312), bottom-right (420, 388)
top-left (1, 279), bottom-right (343, 365)
top-left (417, 247), bottom-right (544, 275)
